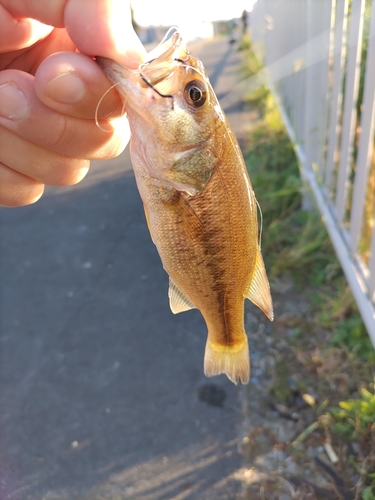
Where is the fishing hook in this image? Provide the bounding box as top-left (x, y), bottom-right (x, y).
top-left (139, 61), bottom-right (174, 110)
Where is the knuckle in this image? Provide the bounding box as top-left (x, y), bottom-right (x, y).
top-left (97, 139), bottom-right (124, 160)
top-left (0, 180), bottom-right (43, 207)
top-left (45, 115), bottom-right (111, 159)
top-left (48, 157), bottom-right (89, 186)
top-left (0, 162), bottom-right (44, 207)
top-left (47, 115), bottom-right (75, 153)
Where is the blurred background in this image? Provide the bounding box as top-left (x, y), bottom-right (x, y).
top-left (130, 0), bottom-right (256, 45)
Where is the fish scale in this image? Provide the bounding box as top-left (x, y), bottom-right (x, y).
top-left (97, 29), bottom-right (273, 384)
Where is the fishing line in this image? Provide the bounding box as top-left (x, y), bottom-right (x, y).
top-left (95, 82), bottom-right (125, 132)
top-left (256, 199), bottom-right (263, 249)
top-left (174, 58), bottom-right (207, 82)
top-left (139, 62), bottom-right (175, 110)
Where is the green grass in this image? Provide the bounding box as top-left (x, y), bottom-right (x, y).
top-left (241, 34), bottom-right (375, 498)
top-left (244, 94), bottom-right (340, 286)
top-left (242, 39), bottom-right (374, 361)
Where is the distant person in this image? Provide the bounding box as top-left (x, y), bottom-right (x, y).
top-left (242, 9), bottom-right (248, 34)
top-left (0, 0), bottom-right (146, 208)
top-left (229, 19), bottom-right (239, 44)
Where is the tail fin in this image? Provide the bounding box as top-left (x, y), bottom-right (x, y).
top-left (204, 338), bottom-right (250, 385)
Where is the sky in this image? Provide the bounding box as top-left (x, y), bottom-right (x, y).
top-left (131, 0), bottom-right (256, 27)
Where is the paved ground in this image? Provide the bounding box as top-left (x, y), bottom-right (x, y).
top-left (0, 37), bottom-right (250, 500)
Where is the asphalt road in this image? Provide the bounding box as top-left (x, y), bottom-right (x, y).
top-left (0, 37), bottom-right (249, 500)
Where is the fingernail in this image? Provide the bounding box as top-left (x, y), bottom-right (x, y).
top-left (0, 83), bottom-right (28, 120)
top-left (46, 72), bottom-right (86, 104)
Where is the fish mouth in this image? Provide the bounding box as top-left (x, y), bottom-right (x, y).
top-left (96, 28), bottom-right (184, 109)
top-left (96, 28), bottom-right (211, 116)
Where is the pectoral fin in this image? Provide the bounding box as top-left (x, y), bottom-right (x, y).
top-left (165, 147), bottom-right (216, 195)
top-left (168, 278), bottom-right (196, 314)
top-left (246, 248), bottom-right (274, 321)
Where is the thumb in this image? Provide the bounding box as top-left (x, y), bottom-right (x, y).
top-left (65, 0), bottom-right (146, 69)
top-left (0, 3), bottom-right (54, 52)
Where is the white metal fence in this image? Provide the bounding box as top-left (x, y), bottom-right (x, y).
top-left (250, 0), bottom-right (375, 343)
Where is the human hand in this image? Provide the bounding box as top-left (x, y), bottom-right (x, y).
top-left (0, 0), bottom-right (146, 207)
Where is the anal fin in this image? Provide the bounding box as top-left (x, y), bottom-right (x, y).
top-left (246, 248), bottom-right (274, 321)
top-left (168, 278), bottom-right (196, 314)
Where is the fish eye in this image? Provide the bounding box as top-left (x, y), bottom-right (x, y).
top-left (184, 80), bottom-right (207, 108)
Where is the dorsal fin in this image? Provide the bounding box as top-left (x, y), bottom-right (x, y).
top-left (168, 278), bottom-right (196, 314)
top-left (246, 248), bottom-right (273, 321)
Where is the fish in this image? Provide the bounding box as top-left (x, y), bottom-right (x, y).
top-left (96, 29), bottom-right (273, 384)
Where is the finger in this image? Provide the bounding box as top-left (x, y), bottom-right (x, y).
top-left (65, 0), bottom-right (147, 68)
top-left (34, 52), bottom-right (123, 120)
top-left (0, 69), bottom-right (131, 159)
top-left (0, 4), bottom-right (54, 52)
top-left (64, 0), bottom-right (146, 68)
top-left (1, 0), bottom-right (147, 68)
top-left (0, 0), bottom-right (66, 27)
top-left (0, 126), bottom-right (90, 186)
top-left (4, 28), bottom-right (76, 74)
top-left (0, 162), bottom-right (44, 207)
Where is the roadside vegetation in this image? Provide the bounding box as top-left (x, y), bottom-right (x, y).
top-left (238, 33), bottom-right (375, 500)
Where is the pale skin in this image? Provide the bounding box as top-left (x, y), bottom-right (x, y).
top-left (0, 0), bottom-right (147, 207)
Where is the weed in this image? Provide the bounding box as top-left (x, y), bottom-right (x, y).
top-left (240, 33), bottom-right (375, 499)
top-left (362, 485), bottom-right (375, 500)
top-left (244, 95), bottom-right (339, 285)
top-left (237, 32), bottom-right (251, 51)
top-left (330, 387), bottom-right (375, 441)
top-left (242, 33), bottom-right (373, 358)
